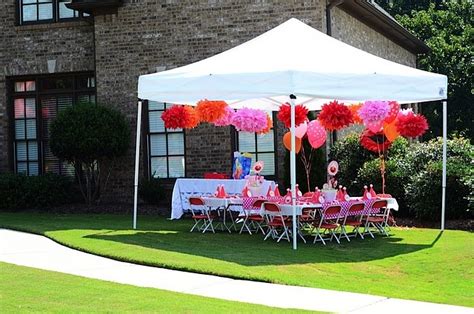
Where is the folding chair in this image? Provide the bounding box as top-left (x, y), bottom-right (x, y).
top-left (339, 202), bottom-right (365, 242)
top-left (363, 199), bottom-right (389, 237)
top-left (262, 202), bottom-right (292, 242)
top-left (189, 197), bottom-right (216, 233)
top-left (312, 205), bottom-right (342, 245)
top-left (239, 199), bottom-right (266, 235)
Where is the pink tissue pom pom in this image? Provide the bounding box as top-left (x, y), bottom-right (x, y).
top-left (231, 108), bottom-right (268, 133)
top-left (358, 101), bottom-right (390, 125)
top-left (213, 106), bottom-right (235, 127)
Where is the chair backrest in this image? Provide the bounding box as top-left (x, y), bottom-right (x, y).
top-left (251, 198), bottom-right (267, 209)
top-left (372, 200), bottom-right (388, 209)
top-left (262, 202), bottom-right (281, 213)
top-left (189, 197), bottom-right (205, 206)
top-left (324, 205), bottom-right (342, 217)
top-left (348, 202), bottom-right (365, 214)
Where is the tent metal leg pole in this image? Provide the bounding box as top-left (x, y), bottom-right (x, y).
top-left (441, 100), bottom-right (447, 231)
top-left (289, 95), bottom-right (297, 250)
top-left (133, 100), bottom-right (143, 230)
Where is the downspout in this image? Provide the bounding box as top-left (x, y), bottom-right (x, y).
top-left (325, 0), bottom-right (345, 148)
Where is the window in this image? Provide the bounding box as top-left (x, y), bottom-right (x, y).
top-left (17, 0), bottom-right (88, 25)
top-left (147, 102), bottom-right (186, 179)
top-left (235, 113), bottom-right (276, 176)
top-left (10, 73), bottom-right (96, 176)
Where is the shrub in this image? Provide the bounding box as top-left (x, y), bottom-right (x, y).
top-left (0, 173), bottom-right (76, 211)
top-left (357, 158), bottom-right (410, 216)
top-left (330, 132), bottom-right (408, 194)
top-left (138, 176), bottom-right (166, 205)
top-left (50, 102), bottom-right (130, 205)
top-left (405, 158), bottom-right (472, 220)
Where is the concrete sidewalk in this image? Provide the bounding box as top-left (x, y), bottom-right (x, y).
top-left (0, 229), bottom-right (472, 313)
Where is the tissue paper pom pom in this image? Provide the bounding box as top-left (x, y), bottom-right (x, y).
top-left (318, 100), bottom-right (353, 130)
top-left (231, 108), bottom-right (268, 132)
top-left (161, 105), bottom-right (187, 129)
top-left (183, 106), bottom-right (201, 129)
top-left (257, 113), bottom-right (273, 134)
top-left (196, 100), bottom-right (228, 123)
top-left (277, 103), bottom-right (309, 128)
top-left (213, 106), bottom-right (234, 127)
top-left (396, 110), bottom-right (428, 138)
top-left (359, 101), bottom-right (390, 125)
top-left (348, 103), bottom-right (363, 124)
top-left (360, 129), bottom-right (392, 153)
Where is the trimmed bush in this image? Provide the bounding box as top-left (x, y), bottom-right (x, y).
top-left (405, 159), bottom-right (472, 219)
top-left (0, 173), bottom-right (77, 211)
top-left (50, 102), bottom-right (130, 205)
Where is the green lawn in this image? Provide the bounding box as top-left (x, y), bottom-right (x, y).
top-left (0, 262), bottom-right (312, 313)
top-left (1, 212), bottom-right (473, 307)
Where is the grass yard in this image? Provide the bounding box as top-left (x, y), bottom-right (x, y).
top-left (0, 262), bottom-right (312, 313)
top-left (0, 212), bottom-right (473, 307)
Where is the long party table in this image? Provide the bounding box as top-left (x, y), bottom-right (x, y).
top-left (170, 178), bottom-right (275, 219)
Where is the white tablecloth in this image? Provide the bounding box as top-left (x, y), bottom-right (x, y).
top-left (171, 179), bottom-right (275, 219)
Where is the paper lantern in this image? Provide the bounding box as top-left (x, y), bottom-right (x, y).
top-left (307, 119), bottom-right (326, 149)
top-left (349, 103), bottom-right (363, 124)
top-left (360, 129), bottom-right (392, 153)
top-left (295, 120), bottom-right (308, 138)
top-left (359, 101), bottom-right (390, 129)
top-left (283, 132), bottom-right (302, 153)
top-left (196, 100), bottom-right (228, 123)
top-left (318, 100), bottom-right (353, 131)
top-left (384, 101), bottom-right (400, 124)
top-left (161, 105), bottom-right (187, 129)
top-left (183, 106), bottom-right (201, 129)
top-left (396, 110), bottom-right (428, 138)
top-left (231, 108), bottom-right (268, 132)
top-left (277, 103), bottom-right (309, 128)
top-left (256, 113), bottom-right (273, 135)
top-left (213, 106), bottom-right (234, 127)
top-left (383, 119), bottom-right (399, 142)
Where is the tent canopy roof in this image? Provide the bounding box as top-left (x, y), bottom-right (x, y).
top-left (138, 18), bottom-right (447, 111)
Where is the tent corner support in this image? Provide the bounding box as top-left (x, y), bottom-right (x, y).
top-left (133, 99), bottom-right (143, 230)
top-left (441, 100), bottom-right (447, 231)
top-left (289, 94), bottom-right (298, 250)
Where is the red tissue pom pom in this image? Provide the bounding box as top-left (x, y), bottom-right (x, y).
top-left (318, 100), bottom-right (353, 131)
top-left (161, 105), bottom-right (187, 129)
top-left (277, 103), bottom-right (309, 128)
top-left (183, 106), bottom-right (201, 129)
top-left (360, 129), bottom-right (392, 153)
top-left (396, 112), bottom-right (428, 138)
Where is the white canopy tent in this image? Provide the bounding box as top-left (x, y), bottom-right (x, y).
top-left (136, 18), bottom-right (448, 249)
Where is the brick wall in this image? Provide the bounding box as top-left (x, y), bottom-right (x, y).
top-left (0, 0), bottom-right (420, 205)
top-left (0, 1), bottom-right (94, 173)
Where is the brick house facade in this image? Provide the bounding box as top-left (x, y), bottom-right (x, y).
top-left (0, 0), bottom-right (427, 204)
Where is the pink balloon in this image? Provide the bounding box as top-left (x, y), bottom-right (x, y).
top-left (295, 120), bottom-right (308, 138)
top-left (367, 121), bottom-right (383, 133)
top-left (307, 120), bottom-right (327, 149)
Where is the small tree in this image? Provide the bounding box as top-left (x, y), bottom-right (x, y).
top-left (50, 102), bottom-right (130, 205)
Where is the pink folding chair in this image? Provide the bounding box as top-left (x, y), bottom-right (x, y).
top-left (189, 197), bottom-right (217, 233)
top-left (239, 199), bottom-right (266, 235)
top-left (339, 202), bottom-right (365, 241)
top-left (363, 199), bottom-right (389, 237)
top-left (312, 205), bottom-right (343, 245)
top-left (262, 202), bottom-right (292, 242)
